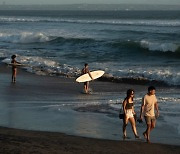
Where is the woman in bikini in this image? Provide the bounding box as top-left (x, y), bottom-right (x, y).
top-left (11, 55), bottom-right (21, 83)
top-left (122, 89), bottom-right (139, 139)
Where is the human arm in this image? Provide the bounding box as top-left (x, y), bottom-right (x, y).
top-left (140, 97), bottom-right (145, 120)
top-left (87, 70), bottom-right (93, 80)
top-left (154, 101), bottom-right (159, 118)
top-left (132, 106), bottom-right (136, 115)
top-left (122, 99), bottom-right (127, 114)
top-left (16, 61), bottom-right (21, 64)
top-left (12, 60), bottom-right (21, 64)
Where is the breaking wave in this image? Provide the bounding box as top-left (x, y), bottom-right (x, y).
top-left (140, 40), bottom-right (180, 52)
top-left (2, 55), bottom-right (81, 77)
top-left (0, 32), bottom-right (179, 54)
top-left (1, 54), bottom-right (180, 86)
top-left (0, 32), bottom-right (51, 44)
top-left (109, 40), bottom-right (180, 53)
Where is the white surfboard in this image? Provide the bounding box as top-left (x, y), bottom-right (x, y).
top-left (76, 70), bottom-right (105, 83)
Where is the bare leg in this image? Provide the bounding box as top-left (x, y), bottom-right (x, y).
top-left (146, 124), bottom-right (151, 143)
top-left (84, 82), bottom-right (88, 93)
top-left (86, 81), bottom-right (89, 93)
top-left (129, 117), bottom-right (139, 138)
top-left (14, 69), bottom-right (17, 82)
top-left (123, 116), bottom-right (128, 139)
top-left (84, 85), bottom-right (87, 93)
top-left (143, 131), bottom-right (147, 139)
top-left (12, 69), bottom-right (17, 83)
top-left (12, 75), bottom-right (14, 82)
top-left (84, 82), bottom-right (90, 93)
top-left (145, 121), bottom-right (156, 143)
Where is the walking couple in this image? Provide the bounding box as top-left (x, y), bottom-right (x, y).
top-left (122, 86), bottom-right (159, 143)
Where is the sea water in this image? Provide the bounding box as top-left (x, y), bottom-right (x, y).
top-left (0, 10), bottom-right (180, 85)
top-left (0, 10), bottom-right (180, 144)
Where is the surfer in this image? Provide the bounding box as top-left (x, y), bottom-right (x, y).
top-left (81, 63), bottom-right (93, 93)
top-left (122, 89), bottom-right (139, 140)
top-left (11, 55), bottom-right (21, 83)
top-left (139, 86), bottom-right (159, 143)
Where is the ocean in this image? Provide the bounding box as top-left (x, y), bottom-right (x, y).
top-left (0, 10), bottom-right (180, 86)
top-left (0, 10), bottom-right (180, 144)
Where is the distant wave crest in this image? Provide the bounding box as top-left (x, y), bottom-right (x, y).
top-left (0, 32), bottom-right (51, 43)
top-left (109, 40), bottom-right (180, 53)
top-left (0, 16), bottom-right (180, 27)
top-left (0, 32), bottom-right (179, 54)
top-left (140, 40), bottom-right (179, 52)
top-left (0, 32), bottom-right (94, 44)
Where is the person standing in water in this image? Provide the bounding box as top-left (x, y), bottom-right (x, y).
top-left (81, 63), bottom-right (93, 93)
top-left (140, 86), bottom-right (159, 143)
top-left (122, 89), bottom-right (139, 139)
top-left (11, 55), bottom-right (21, 83)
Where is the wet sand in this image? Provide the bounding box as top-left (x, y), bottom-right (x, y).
top-left (0, 127), bottom-right (179, 154)
top-left (0, 63), bottom-right (180, 153)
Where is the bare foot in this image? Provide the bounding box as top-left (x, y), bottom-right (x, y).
top-left (143, 132), bottom-right (147, 139)
top-left (147, 140), bottom-right (151, 144)
top-left (123, 135), bottom-right (127, 140)
top-left (135, 135), bottom-right (140, 139)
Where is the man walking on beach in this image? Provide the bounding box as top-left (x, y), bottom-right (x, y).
top-left (140, 86), bottom-right (159, 143)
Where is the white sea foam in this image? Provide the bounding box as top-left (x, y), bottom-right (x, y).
top-left (1, 52), bottom-right (179, 86)
top-left (1, 16), bottom-right (180, 27)
top-left (159, 97), bottom-right (180, 103)
top-left (0, 32), bottom-right (51, 43)
top-left (94, 19), bottom-right (180, 27)
top-left (140, 40), bottom-right (179, 52)
top-left (0, 30), bottom-right (94, 44)
top-left (112, 65), bottom-right (180, 86)
top-left (2, 55), bottom-right (81, 77)
top-left (4, 56), bottom-right (179, 86)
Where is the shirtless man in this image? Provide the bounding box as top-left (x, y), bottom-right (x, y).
top-left (81, 63), bottom-right (93, 93)
top-left (140, 86), bottom-right (159, 143)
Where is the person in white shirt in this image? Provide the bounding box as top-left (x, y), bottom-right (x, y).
top-left (140, 86), bottom-right (159, 143)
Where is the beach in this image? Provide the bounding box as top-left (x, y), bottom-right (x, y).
top-left (0, 9), bottom-right (180, 153)
top-left (0, 127), bottom-right (180, 154)
top-left (0, 63), bottom-right (180, 153)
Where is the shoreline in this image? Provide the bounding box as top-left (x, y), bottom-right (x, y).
top-left (0, 126), bottom-right (179, 154)
top-left (0, 62), bottom-right (180, 152)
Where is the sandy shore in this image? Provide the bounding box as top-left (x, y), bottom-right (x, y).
top-left (0, 63), bottom-right (180, 153)
top-left (0, 126), bottom-right (179, 154)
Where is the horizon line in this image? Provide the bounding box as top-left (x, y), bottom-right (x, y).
top-left (1, 3), bottom-right (180, 6)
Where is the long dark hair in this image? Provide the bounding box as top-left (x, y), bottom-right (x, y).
top-left (126, 89), bottom-right (134, 101)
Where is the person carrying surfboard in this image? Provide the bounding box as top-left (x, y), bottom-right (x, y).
top-left (81, 63), bottom-right (93, 93)
top-left (11, 54), bottom-right (21, 83)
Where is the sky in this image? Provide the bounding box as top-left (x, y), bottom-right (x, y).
top-left (0, 0), bottom-right (180, 5)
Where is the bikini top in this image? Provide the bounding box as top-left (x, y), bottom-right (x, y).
top-left (125, 100), bottom-right (134, 109)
